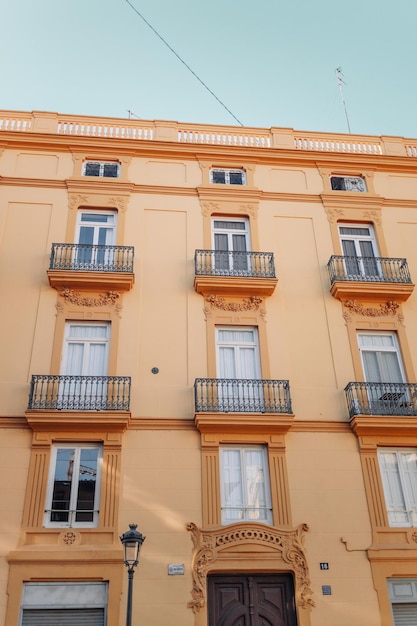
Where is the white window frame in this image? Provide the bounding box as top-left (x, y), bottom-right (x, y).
top-left (220, 445), bottom-right (273, 525)
top-left (59, 322), bottom-right (110, 410)
top-left (75, 210), bottom-right (117, 245)
top-left (338, 223), bottom-right (378, 257)
top-left (74, 210), bottom-right (117, 268)
top-left (210, 168), bottom-right (246, 185)
top-left (216, 326), bottom-right (261, 379)
top-left (378, 449), bottom-right (417, 527)
top-left (357, 332), bottom-right (406, 383)
top-left (212, 218), bottom-right (251, 273)
top-left (330, 175), bottom-right (367, 192)
top-left (44, 444), bottom-right (103, 528)
top-left (212, 217), bottom-right (251, 252)
top-left (338, 223), bottom-right (381, 279)
top-left (82, 161), bottom-right (120, 178)
top-left (61, 322), bottom-right (110, 377)
top-left (388, 578), bottom-right (417, 625)
top-left (20, 581), bottom-right (108, 626)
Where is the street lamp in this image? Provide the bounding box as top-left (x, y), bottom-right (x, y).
top-left (120, 523), bottom-right (145, 626)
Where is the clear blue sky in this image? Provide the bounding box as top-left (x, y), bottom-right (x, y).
top-left (1, 0), bottom-right (416, 137)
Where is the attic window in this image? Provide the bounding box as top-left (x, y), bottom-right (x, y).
top-left (210, 168), bottom-right (246, 185)
top-left (83, 161), bottom-right (120, 178)
top-left (330, 175), bottom-right (367, 192)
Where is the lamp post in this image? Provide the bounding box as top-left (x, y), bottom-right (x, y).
top-left (120, 523), bottom-right (145, 626)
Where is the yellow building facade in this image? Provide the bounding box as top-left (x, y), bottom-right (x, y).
top-left (1, 110), bottom-right (417, 625)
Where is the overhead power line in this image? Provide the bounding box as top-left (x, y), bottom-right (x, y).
top-left (123, 0), bottom-right (244, 126)
top-left (335, 67), bottom-right (351, 134)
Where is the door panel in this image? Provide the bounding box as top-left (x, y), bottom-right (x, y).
top-left (208, 574), bottom-right (297, 626)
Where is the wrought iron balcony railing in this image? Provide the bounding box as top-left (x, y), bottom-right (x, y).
top-left (345, 382), bottom-right (417, 418)
top-left (328, 256), bottom-right (412, 284)
top-left (195, 250), bottom-right (276, 278)
top-left (49, 243), bottom-right (134, 273)
top-left (28, 375), bottom-right (131, 411)
top-left (194, 378), bottom-right (292, 413)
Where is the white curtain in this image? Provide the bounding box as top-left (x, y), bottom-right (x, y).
top-left (359, 334), bottom-right (404, 383)
top-left (379, 451), bottom-right (417, 526)
top-left (221, 448), bottom-right (271, 524)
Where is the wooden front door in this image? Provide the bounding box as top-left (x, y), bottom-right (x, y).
top-left (208, 574), bottom-right (297, 626)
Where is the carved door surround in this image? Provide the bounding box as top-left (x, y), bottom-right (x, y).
top-left (187, 521), bottom-right (313, 626)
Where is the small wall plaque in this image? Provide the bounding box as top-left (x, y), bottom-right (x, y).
top-left (320, 562), bottom-right (329, 570)
top-left (168, 564), bottom-right (185, 576)
top-left (322, 585), bottom-right (332, 595)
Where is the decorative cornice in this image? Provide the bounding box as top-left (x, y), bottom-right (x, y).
top-left (205, 295), bottom-right (263, 312)
top-left (128, 417), bottom-right (196, 430)
top-left (60, 288), bottom-right (120, 307)
top-left (344, 299), bottom-right (399, 317)
top-left (186, 521), bottom-right (314, 613)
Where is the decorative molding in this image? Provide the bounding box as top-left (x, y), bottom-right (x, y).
top-left (59, 530), bottom-right (81, 546)
top-left (186, 521), bottom-right (314, 614)
top-left (344, 300), bottom-right (399, 317)
top-left (325, 207), bottom-right (345, 223)
top-left (60, 288), bottom-right (120, 308)
top-left (201, 201), bottom-right (220, 216)
top-left (240, 203), bottom-right (257, 218)
top-left (408, 529), bottom-right (417, 545)
top-left (69, 193), bottom-right (89, 210)
top-left (362, 209), bottom-right (381, 225)
top-left (107, 195), bottom-right (127, 212)
top-left (205, 295), bottom-right (263, 312)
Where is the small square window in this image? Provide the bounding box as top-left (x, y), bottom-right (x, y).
top-left (210, 168), bottom-right (246, 185)
top-left (330, 175), bottom-right (366, 192)
top-left (83, 161), bottom-right (120, 178)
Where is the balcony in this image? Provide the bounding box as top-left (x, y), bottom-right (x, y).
top-left (345, 382), bottom-right (417, 418)
top-left (194, 378), bottom-right (292, 414)
top-left (47, 243), bottom-right (135, 291)
top-left (327, 256), bottom-right (414, 301)
top-left (28, 375), bottom-right (131, 411)
top-left (194, 250), bottom-right (278, 296)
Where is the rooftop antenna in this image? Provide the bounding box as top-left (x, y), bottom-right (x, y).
top-left (335, 67), bottom-right (351, 134)
top-left (127, 110), bottom-right (142, 119)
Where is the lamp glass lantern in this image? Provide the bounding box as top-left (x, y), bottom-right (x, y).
top-left (120, 523), bottom-right (145, 572)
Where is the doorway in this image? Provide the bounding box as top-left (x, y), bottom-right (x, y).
top-left (208, 574), bottom-right (297, 626)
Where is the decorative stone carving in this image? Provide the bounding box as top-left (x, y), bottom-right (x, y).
top-left (59, 530), bottom-right (81, 546)
top-left (362, 210), bottom-right (381, 224)
top-left (409, 530), bottom-right (417, 544)
top-left (240, 203), bottom-right (257, 218)
top-left (344, 300), bottom-right (399, 317)
top-left (186, 521), bottom-right (314, 613)
top-left (201, 201), bottom-right (220, 217)
top-left (69, 193), bottom-right (89, 210)
top-left (325, 207), bottom-right (345, 223)
top-left (205, 295), bottom-right (263, 312)
top-left (107, 196), bottom-right (127, 212)
top-left (60, 288), bottom-right (120, 308)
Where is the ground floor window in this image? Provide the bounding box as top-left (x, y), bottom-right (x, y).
top-left (20, 582), bottom-right (107, 626)
top-left (388, 578), bottom-right (417, 626)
